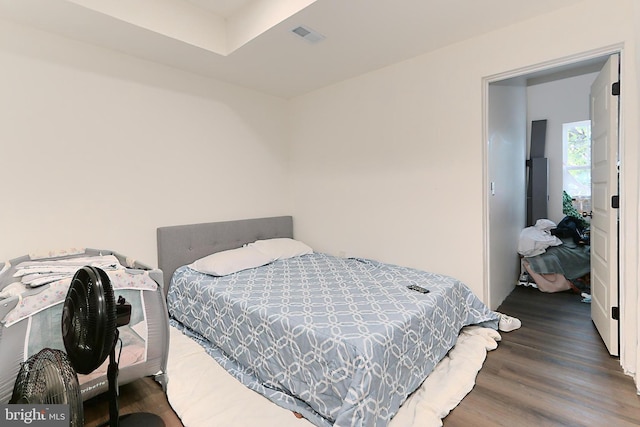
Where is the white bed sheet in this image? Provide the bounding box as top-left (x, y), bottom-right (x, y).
top-left (167, 325), bottom-right (500, 427)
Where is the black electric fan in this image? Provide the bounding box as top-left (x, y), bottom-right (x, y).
top-left (61, 266), bottom-right (164, 427)
top-left (10, 348), bottom-right (84, 427)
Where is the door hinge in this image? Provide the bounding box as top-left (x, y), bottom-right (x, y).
top-left (612, 306), bottom-right (620, 320)
top-left (611, 195), bottom-right (619, 209)
top-left (612, 81), bottom-right (620, 96)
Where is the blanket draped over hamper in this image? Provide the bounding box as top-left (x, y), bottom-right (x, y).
top-left (524, 238), bottom-right (590, 281)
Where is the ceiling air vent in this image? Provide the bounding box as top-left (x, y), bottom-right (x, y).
top-left (290, 25), bottom-right (325, 44)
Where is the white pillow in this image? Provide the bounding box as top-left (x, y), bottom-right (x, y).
top-left (248, 238), bottom-right (313, 260)
top-left (189, 246), bottom-right (274, 276)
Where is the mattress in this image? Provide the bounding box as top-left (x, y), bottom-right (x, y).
top-left (167, 253), bottom-right (498, 427)
top-left (166, 322), bottom-right (501, 427)
top-left (0, 248), bottom-right (170, 404)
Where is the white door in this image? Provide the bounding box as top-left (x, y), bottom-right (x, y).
top-left (590, 54), bottom-right (620, 356)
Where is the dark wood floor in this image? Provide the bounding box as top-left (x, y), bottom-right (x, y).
top-left (84, 286), bottom-right (640, 427)
top-left (83, 374), bottom-right (182, 427)
top-left (445, 286), bottom-right (640, 427)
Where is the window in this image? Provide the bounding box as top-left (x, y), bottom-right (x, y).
top-left (563, 120), bottom-right (591, 196)
top-left (563, 120), bottom-right (591, 214)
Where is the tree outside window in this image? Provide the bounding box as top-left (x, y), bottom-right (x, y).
top-left (563, 120), bottom-right (591, 214)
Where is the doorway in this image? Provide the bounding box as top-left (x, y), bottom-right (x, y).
top-left (483, 49), bottom-right (621, 352)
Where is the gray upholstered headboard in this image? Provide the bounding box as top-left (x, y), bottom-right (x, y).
top-left (156, 216), bottom-right (293, 291)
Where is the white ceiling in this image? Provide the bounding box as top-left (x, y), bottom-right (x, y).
top-left (0, 0), bottom-right (586, 98)
top-left (185, 0), bottom-right (253, 18)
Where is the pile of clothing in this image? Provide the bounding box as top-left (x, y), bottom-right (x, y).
top-left (517, 218), bottom-right (590, 294)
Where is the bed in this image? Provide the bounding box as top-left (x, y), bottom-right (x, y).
top-left (0, 248), bottom-right (170, 404)
top-left (158, 216), bottom-right (500, 427)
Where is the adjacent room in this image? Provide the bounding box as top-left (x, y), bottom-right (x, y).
top-left (489, 57), bottom-right (607, 319)
top-left (1, 0), bottom-right (639, 426)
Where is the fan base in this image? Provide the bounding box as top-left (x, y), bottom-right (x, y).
top-left (98, 412), bottom-right (165, 427)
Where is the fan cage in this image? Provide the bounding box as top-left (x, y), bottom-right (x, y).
top-left (10, 348), bottom-right (84, 427)
top-left (62, 266), bottom-right (117, 374)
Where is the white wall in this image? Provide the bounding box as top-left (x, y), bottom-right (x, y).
top-left (290, 59), bottom-right (490, 290)
top-left (0, 18), bottom-right (291, 265)
top-left (488, 81), bottom-right (527, 308)
top-left (527, 71), bottom-right (599, 223)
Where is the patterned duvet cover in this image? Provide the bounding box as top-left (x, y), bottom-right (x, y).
top-left (167, 253), bottom-right (498, 427)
